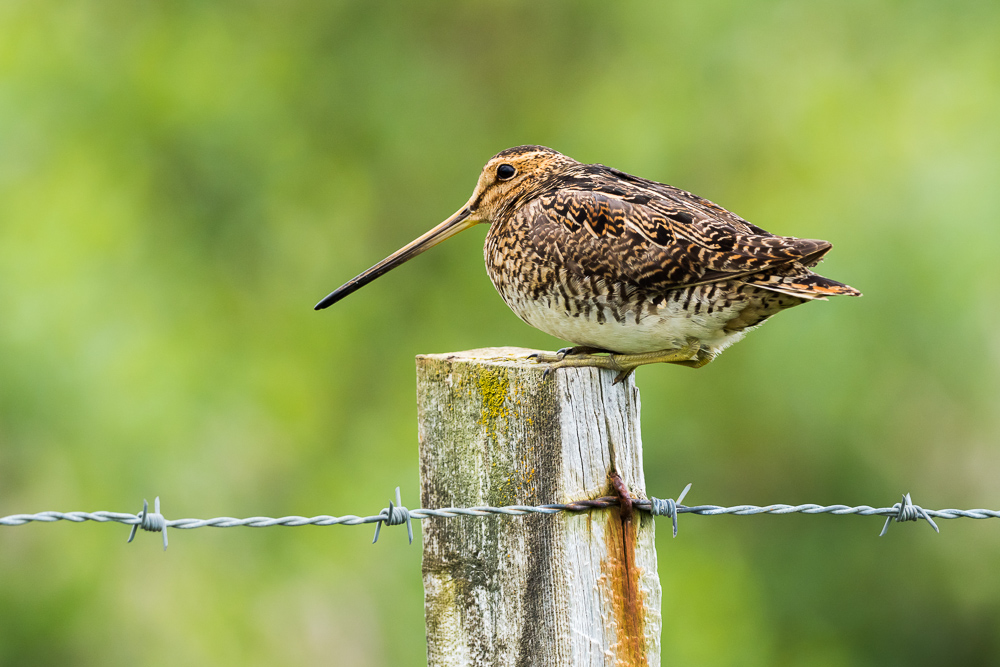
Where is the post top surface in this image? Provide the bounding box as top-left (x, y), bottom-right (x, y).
top-left (416, 347), bottom-right (545, 369)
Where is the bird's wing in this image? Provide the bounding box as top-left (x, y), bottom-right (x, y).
top-left (529, 188), bottom-right (831, 293)
top-left (598, 166), bottom-right (773, 235)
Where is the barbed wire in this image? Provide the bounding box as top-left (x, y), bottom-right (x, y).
top-left (2, 486), bottom-right (997, 549)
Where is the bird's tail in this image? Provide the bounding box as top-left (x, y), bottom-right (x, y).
top-left (748, 273), bottom-right (862, 300)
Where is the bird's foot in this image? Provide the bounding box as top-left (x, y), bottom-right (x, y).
top-left (528, 346), bottom-right (611, 363)
top-left (531, 340), bottom-right (703, 385)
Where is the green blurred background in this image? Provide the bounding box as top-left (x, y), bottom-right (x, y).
top-left (1, 1), bottom-right (999, 665)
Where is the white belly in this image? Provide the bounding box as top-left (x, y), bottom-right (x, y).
top-left (500, 287), bottom-right (751, 355)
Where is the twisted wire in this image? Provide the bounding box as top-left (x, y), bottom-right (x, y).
top-left (3, 491), bottom-right (998, 550)
top-left (4, 501), bottom-right (998, 528)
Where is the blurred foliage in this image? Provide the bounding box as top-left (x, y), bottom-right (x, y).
top-left (1, 1), bottom-right (999, 665)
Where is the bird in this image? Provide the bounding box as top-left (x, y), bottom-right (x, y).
top-left (315, 145), bottom-right (860, 383)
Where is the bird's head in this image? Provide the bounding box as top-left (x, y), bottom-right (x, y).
top-left (463, 146), bottom-right (577, 222)
top-left (314, 145), bottom-right (576, 310)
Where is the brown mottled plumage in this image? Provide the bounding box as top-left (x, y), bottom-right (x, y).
top-left (316, 145), bottom-right (860, 381)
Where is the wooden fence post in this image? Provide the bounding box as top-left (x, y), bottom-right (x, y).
top-left (417, 347), bottom-right (661, 667)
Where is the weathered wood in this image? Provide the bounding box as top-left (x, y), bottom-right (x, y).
top-left (418, 347), bottom-right (660, 667)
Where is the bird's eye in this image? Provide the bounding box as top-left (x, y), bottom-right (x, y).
top-left (496, 164), bottom-right (516, 180)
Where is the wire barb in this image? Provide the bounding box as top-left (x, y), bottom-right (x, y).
top-left (373, 487), bottom-right (413, 545)
top-left (649, 483), bottom-right (693, 537)
top-left (127, 497), bottom-right (168, 551)
top-left (879, 493), bottom-right (940, 537)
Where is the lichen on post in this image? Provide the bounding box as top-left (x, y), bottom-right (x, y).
top-left (417, 347), bottom-right (661, 667)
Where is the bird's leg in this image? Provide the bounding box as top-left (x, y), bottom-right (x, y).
top-left (533, 339), bottom-right (702, 384)
top-left (528, 346), bottom-right (611, 362)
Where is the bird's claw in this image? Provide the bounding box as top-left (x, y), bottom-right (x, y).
top-left (612, 369), bottom-right (635, 385)
top-left (528, 350), bottom-right (570, 363)
top-left (532, 348), bottom-right (580, 381)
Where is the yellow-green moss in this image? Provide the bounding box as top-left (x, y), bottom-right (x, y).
top-left (477, 367), bottom-right (510, 429)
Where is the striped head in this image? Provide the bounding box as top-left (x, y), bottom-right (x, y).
top-left (465, 146), bottom-right (578, 221)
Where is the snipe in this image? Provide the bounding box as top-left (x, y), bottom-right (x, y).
top-left (316, 146), bottom-right (860, 382)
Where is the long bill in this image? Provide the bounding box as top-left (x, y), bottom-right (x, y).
top-left (314, 206), bottom-right (477, 310)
